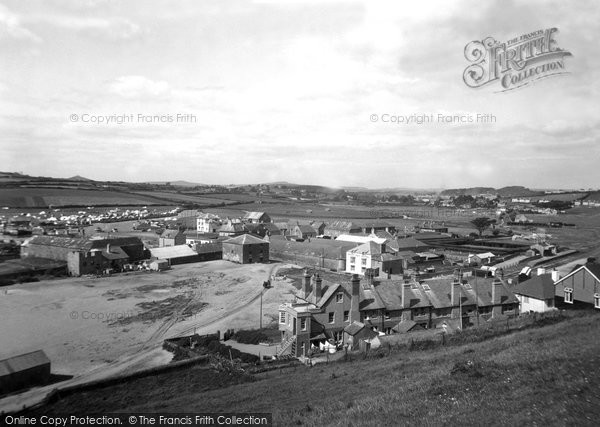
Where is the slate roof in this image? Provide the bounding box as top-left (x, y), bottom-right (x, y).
top-left (387, 237), bottom-right (429, 252)
top-left (102, 246), bottom-right (129, 260)
top-left (24, 236), bottom-right (143, 251)
top-left (392, 320), bottom-right (421, 333)
top-left (296, 225), bottom-right (317, 234)
top-left (223, 234), bottom-right (267, 245)
top-left (243, 211), bottom-right (268, 220)
top-left (513, 274), bottom-right (555, 300)
top-left (269, 236), bottom-right (357, 259)
top-left (344, 321), bottom-right (366, 336)
top-left (325, 220), bottom-right (360, 231)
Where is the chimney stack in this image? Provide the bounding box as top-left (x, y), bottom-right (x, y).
top-left (350, 274), bottom-right (360, 323)
top-left (551, 268), bottom-right (559, 282)
top-left (537, 267), bottom-right (546, 276)
top-left (491, 278), bottom-right (503, 318)
top-left (313, 274), bottom-right (322, 304)
top-left (451, 279), bottom-right (461, 319)
top-left (402, 283), bottom-right (411, 309)
top-left (302, 269), bottom-right (311, 300)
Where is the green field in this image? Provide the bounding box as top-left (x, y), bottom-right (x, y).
top-left (22, 311), bottom-right (600, 425)
top-left (0, 188), bottom-right (167, 207)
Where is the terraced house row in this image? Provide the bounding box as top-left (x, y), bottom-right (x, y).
top-left (278, 270), bottom-right (519, 357)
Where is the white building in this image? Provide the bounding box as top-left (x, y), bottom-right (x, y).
top-left (513, 273), bottom-right (557, 313)
top-left (196, 213), bottom-right (221, 233)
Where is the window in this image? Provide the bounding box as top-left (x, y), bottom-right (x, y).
top-left (361, 257), bottom-right (367, 265)
top-left (350, 264), bottom-right (356, 271)
top-left (350, 256), bottom-right (356, 264)
top-left (328, 312), bottom-right (335, 323)
top-left (279, 312), bottom-right (286, 324)
top-left (523, 296), bottom-right (529, 304)
top-left (344, 311), bottom-right (349, 322)
top-left (336, 292), bottom-right (343, 303)
top-left (594, 294), bottom-right (600, 309)
top-left (564, 288), bottom-right (573, 304)
top-left (300, 318), bottom-right (307, 331)
top-left (384, 311), bottom-right (390, 320)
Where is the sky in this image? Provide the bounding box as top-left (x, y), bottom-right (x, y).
top-left (1, 0), bottom-right (599, 189)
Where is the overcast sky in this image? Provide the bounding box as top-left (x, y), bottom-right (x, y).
top-left (1, 0), bottom-right (598, 189)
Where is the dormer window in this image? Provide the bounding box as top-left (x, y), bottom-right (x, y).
top-left (336, 292), bottom-right (343, 303)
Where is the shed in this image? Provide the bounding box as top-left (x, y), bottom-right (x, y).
top-left (0, 350), bottom-right (51, 395)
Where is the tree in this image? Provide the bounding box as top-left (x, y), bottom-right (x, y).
top-left (471, 217), bottom-right (493, 237)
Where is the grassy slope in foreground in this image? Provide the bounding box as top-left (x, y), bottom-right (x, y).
top-left (25, 313), bottom-right (600, 426)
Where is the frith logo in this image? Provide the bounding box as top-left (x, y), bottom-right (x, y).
top-left (463, 28), bottom-right (572, 91)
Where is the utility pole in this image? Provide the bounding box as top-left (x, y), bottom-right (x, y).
top-left (260, 289), bottom-right (263, 329)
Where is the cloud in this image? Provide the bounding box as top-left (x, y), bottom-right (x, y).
top-left (0, 4), bottom-right (42, 43)
top-left (48, 15), bottom-right (141, 40)
top-left (108, 76), bottom-right (170, 99)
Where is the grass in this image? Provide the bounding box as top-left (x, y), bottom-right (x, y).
top-left (0, 188), bottom-right (167, 207)
top-left (20, 311), bottom-right (600, 425)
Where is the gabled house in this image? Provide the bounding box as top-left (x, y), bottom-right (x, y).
top-left (243, 211), bottom-right (271, 224)
top-left (293, 224), bottom-right (317, 240)
top-left (196, 213), bottom-right (221, 233)
top-left (467, 252), bottom-right (495, 266)
top-left (159, 229), bottom-right (186, 247)
top-left (554, 262), bottom-right (600, 309)
top-left (218, 220), bottom-right (246, 237)
top-left (346, 241), bottom-right (407, 276)
top-left (513, 273), bottom-right (557, 313)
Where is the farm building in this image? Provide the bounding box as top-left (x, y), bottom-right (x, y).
top-left (21, 236), bottom-right (146, 276)
top-left (0, 350), bottom-right (51, 395)
top-left (324, 221), bottom-right (362, 238)
top-left (158, 229), bottom-right (186, 247)
top-left (269, 236), bottom-right (358, 271)
top-left (222, 234), bottom-right (269, 264)
top-left (243, 211), bottom-right (271, 224)
top-left (149, 245), bottom-right (202, 265)
top-left (293, 224), bottom-right (317, 239)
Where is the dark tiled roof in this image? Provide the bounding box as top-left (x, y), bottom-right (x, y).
top-left (514, 274), bottom-right (555, 300)
top-left (344, 321), bottom-right (366, 336)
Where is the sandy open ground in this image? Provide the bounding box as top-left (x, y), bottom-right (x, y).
top-left (0, 260), bottom-right (299, 412)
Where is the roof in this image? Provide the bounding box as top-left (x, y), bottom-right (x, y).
top-left (269, 236), bottom-right (357, 259)
top-left (296, 225), bottom-right (317, 234)
top-left (184, 232), bottom-right (219, 240)
top-left (555, 262), bottom-right (600, 285)
top-left (513, 274), bottom-right (555, 300)
top-left (223, 234), bottom-right (268, 245)
top-left (23, 236), bottom-right (143, 252)
top-left (344, 321), bottom-right (366, 336)
top-left (336, 234), bottom-right (387, 244)
top-left (360, 221), bottom-right (394, 229)
top-left (160, 229), bottom-right (182, 239)
top-left (474, 252), bottom-right (495, 258)
top-left (102, 245), bottom-right (129, 260)
top-left (243, 211), bottom-right (268, 220)
top-left (0, 350), bottom-right (50, 377)
top-left (325, 220), bottom-right (360, 231)
top-left (392, 320), bottom-right (420, 333)
top-left (348, 241), bottom-right (383, 257)
top-left (149, 245), bottom-right (198, 259)
top-left (387, 237), bottom-right (429, 252)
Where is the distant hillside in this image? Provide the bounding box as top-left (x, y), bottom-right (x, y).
top-left (440, 187), bottom-right (496, 196)
top-left (68, 175), bottom-right (93, 182)
top-left (441, 186), bottom-right (542, 197)
top-left (496, 186), bottom-right (541, 197)
top-left (146, 180), bottom-right (206, 187)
